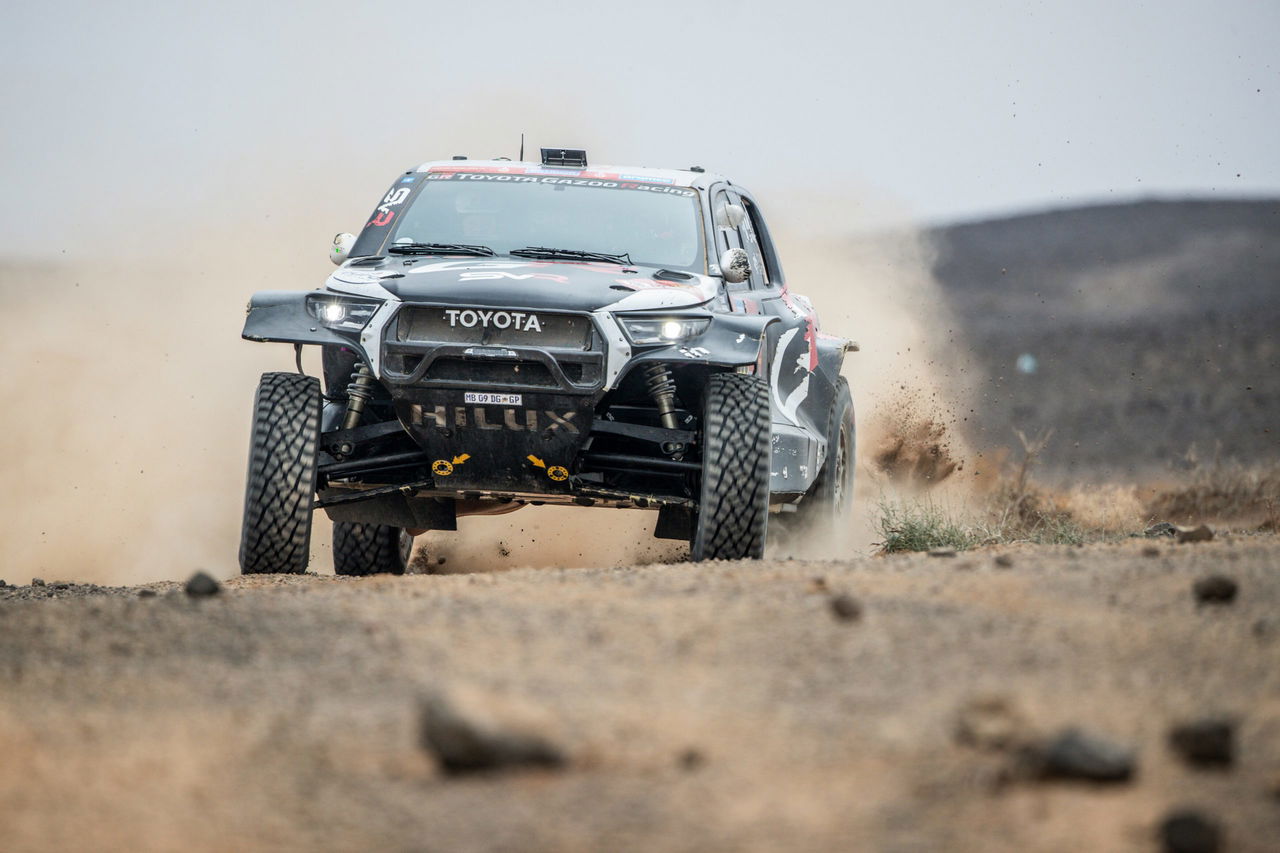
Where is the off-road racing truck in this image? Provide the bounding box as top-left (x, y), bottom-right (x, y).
top-left (239, 149), bottom-right (856, 575)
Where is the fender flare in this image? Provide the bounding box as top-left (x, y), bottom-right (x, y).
top-left (617, 313), bottom-right (780, 380)
top-left (242, 291), bottom-right (352, 347)
top-left (813, 334), bottom-right (858, 383)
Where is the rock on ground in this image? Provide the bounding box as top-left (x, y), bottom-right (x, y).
top-left (419, 689), bottom-right (565, 775)
top-left (1023, 727), bottom-right (1136, 783)
top-left (1168, 718), bottom-right (1235, 768)
top-left (1158, 809), bottom-right (1222, 853)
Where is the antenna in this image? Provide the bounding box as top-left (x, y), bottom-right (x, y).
top-left (519, 132), bottom-right (525, 162)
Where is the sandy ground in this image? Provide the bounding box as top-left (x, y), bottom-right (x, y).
top-left (1, 535), bottom-right (1277, 852)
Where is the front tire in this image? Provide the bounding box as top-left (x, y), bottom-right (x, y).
top-left (796, 377), bottom-right (855, 532)
top-left (239, 372), bottom-right (321, 574)
top-left (691, 373), bottom-right (772, 561)
top-left (333, 523), bottom-right (412, 576)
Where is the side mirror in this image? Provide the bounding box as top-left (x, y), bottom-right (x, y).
top-left (331, 232), bottom-right (355, 266)
top-left (719, 248), bottom-right (750, 284)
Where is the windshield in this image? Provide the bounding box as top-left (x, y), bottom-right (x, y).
top-left (376, 171), bottom-right (705, 272)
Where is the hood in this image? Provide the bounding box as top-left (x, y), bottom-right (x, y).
top-left (327, 257), bottom-right (717, 312)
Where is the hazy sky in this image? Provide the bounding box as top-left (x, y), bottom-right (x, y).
top-left (2, 0), bottom-right (1276, 255)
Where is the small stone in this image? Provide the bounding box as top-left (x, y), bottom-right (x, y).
top-left (993, 554), bottom-right (1014, 568)
top-left (1176, 524), bottom-right (1214, 544)
top-left (437, 556), bottom-right (446, 565)
top-left (137, 589), bottom-right (158, 598)
top-left (1025, 727), bottom-right (1136, 783)
top-left (53, 581), bottom-right (72, 590)
top-left (928, 547), bottom-right (957, 558)
top-left (678, 748), bottom-right (705, 771)
top-left (31, 578), bottom-right (45, 587)
top-left (1168, 718), bottom-right (1234, 768)
top-left (829, 593), bottom-right (862, 622)
top-left (184, 571), bottom-right (222, 597)
top-left (419, 691), bottom-right (565, 775)
top-left (1193, 575), bottom-right (1237, 605)
top-left (1141, 545), bottom-right (1161, 557)
top-left (1158, 809), bottom-right (1221, 853)
top-left (1145, 522), bottom-right (1176, 538)
top-left (0, 579), bottom-right (7, 588)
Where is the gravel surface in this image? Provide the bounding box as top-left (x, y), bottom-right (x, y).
top-left (1, 536), bottom-right (1278, 852)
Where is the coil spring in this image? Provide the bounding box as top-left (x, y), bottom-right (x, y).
top-left (642, 363), bottom-right (676, 397)
top-left (346, 364), bottom-right (374, 401)
top-left (342, 364), bottom-right (375, 430)
top-left (643, 363), bottom-right (680, 430)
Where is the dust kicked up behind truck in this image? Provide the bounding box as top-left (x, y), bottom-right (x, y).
top-left (239, 148), bottom-right (857, 575)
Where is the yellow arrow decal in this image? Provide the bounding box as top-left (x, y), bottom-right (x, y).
top-left (452, 453), bottom-right (471, 465)
top-left (527, 454), bottom-right (546, 468)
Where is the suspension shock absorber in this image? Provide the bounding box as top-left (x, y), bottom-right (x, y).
top-left (342, 363), bottom-right (375, 430)
top-left (643, 363), bottom-right (680, 430)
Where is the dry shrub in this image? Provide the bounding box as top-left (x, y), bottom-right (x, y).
top-left (1145, 450), bottom-right (1280, 526)
top-left (1057, 485), bottom-right (1146, 534)
top-left (979, 429), bottom-right (1081, 543)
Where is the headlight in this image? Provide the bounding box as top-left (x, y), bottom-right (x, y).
top-left (306, 294), bottom-right (381, 332)
top-left (618, 316), bottom-right (710, 345)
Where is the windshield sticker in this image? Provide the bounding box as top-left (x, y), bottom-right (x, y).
top-left (424, 169), bottom-right (696, 196)
top-left (368, 185), bottom-right (412, 227)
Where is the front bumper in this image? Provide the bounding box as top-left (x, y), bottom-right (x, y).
top-left (377, 302), bottom-right (612, 494)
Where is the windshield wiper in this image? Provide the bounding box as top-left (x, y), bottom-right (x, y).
top-left (387, 242), bottom-right (494, 257)
top-left (509, 246), bottom-right (633, 265)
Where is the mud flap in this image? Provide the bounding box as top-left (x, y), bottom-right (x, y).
top-left (654, 505), bottom-right (693, 541)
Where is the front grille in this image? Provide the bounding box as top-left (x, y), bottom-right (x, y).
top-left (396, 307), bottom-right (593, 350)
top-left (423, 357), bottom-right (559, 387)
top-left (382, 305), bottom-right (606, 394)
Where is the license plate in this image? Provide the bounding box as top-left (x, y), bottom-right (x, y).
top-left (464, 392), bottom-right (523, 406)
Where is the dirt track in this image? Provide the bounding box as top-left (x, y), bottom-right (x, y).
top-left (2, 535), bottom-right (1277, 852)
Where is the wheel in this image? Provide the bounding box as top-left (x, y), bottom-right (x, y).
top-left (333, 522), bottom-right (412, 576)
top-left (797, 377), bottom-right (855, 531)
top-left (239, 372), bottom-right (321, 574)
top-left (690, 372), bottom-right (772, 561)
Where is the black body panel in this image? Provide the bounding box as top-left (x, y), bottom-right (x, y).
top-left (394, 389), bottom-right (595, 494)
top-left (383, 268), bottom-right (632, 313)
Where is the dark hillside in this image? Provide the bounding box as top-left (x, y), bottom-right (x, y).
top-left (926, 199), bottom-right (1280, 480)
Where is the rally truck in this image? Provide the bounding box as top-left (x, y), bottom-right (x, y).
top-left (239, 148), bottom-right (856, 574)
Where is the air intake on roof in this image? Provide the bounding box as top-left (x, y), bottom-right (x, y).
top-left (540, 148), bottom-right (588, 168)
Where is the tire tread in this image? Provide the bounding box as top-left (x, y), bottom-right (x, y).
top-left (239, 372), bottom-right (321, 574)
top-left (333, 522), bottom-right (410, 576)
top-left (692, 373), bottom-right (771, 560)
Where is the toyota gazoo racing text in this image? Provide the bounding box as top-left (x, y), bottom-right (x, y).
top-left (239, 148), bottom-right (857, 576)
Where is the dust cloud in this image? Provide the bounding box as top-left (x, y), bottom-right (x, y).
top-left (0, 163), bottom-right (975, 583)
top-left (764, 185), bottom-right (981, 556)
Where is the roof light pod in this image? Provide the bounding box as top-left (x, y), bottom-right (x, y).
top-left (541, 148), bottom-right (588, 168)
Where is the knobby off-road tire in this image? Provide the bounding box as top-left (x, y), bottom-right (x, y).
top-left (691, 372), bottom-right (772, 561)
top-left (796, 377), bottom-right (855, 533)
top-left (239, 372), bottom-right (321, 575)
top-left (333, 522), bottom-right (412, 576)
